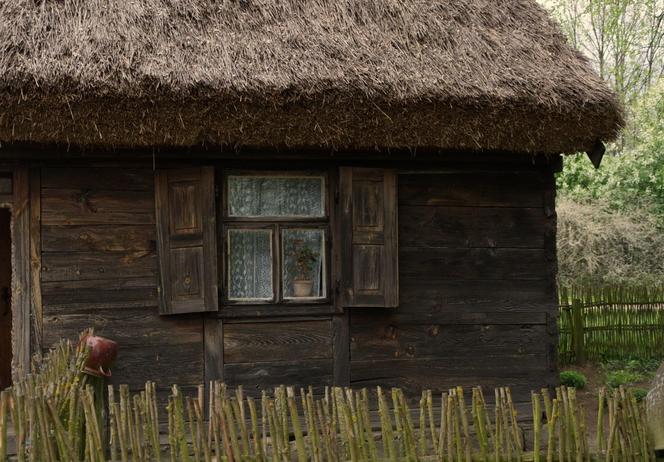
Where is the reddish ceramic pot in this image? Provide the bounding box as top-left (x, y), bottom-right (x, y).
top-left (80, 335), bottom-right (118, 377)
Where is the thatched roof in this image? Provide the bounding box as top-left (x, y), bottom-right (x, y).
top-left (0, 0), bottom-right (623, 153)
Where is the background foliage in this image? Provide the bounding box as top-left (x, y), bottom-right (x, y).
top-left (540, 0), bottom-right (664, 285)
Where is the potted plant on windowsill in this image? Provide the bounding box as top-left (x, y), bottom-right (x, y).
top-left (292, 241), bottom-right (318, 297)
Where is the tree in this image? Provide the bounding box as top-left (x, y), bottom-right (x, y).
top-left (557, 78), bottom-right (664, 218)
top-left (543, 0), bottom-right (664, 105)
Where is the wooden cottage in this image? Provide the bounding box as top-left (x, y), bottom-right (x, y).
top-left (0, 0), bottom-right (622, 404)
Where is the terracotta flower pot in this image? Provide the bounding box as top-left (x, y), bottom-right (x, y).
top-left (293, 279), bottom-right (313, 297)
top-left (80, 334), bottom-right (118, 377)
top-left (646, 361), bottom-right (664, 452)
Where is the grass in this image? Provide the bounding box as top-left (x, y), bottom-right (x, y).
top-left (602, 358), bottom-right (659, 389)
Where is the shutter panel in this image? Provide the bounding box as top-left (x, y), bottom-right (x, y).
top-left (340, 168), bottom-right (398, 308)
top-left (155, 167), bottom-right (219, 314)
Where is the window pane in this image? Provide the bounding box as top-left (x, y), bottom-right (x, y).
top-left (282, 229), bottom-right (326, 299)
top-left (228, 176), bottom-right (325, 217)
top-left (228, 229), bottom-right (273, 300)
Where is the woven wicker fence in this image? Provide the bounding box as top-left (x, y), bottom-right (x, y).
top-left (559, 286), bottom-right (664, 364)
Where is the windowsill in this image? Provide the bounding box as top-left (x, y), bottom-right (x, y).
top-left (213, 303), bottom-right (340, 319)
top-left (224, 297), bottom-right (330, 305)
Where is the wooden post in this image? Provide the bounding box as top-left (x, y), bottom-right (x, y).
top-left (12, 166), bottom-right (31, 379)
top-left (571, 299), bottom-right (585, 364)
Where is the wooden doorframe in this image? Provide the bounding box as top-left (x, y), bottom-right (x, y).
top-left (4, 165), bottom-right (41, 380)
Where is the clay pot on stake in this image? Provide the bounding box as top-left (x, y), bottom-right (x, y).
top-left (79, 333), bottom-right (118, 378)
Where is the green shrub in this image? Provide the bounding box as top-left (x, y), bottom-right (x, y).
top-left (606, 370), bottom-right (644, 388)
top-left (603, 358), bottom-right (660, 376)
top-left (630, 388), bottom-right (649, 403)
top-left (560, 370), bottom-right (587, 389)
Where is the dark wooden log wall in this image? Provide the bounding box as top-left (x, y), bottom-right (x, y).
top-left (350, 171), bottom-right (558, 399)
top-left (221, 319), bottom-right (335, 397)
top-left (39, 168), bottom-right (204, 400)
top-left (36, 163), bottom-right (557, 404)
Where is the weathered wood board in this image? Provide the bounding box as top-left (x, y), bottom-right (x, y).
top-left (33, 161), bottom-right (558, 405)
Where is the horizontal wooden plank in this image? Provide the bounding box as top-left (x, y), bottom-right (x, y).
top-left (42, 189), bottom-right (155, 225)
top-left (42, 251), bottom-right (157, 282)
top-left (218, 304), bottom-right (338, 319)
top-left (224, 320), bottom-right (333, 364)
top-left (42, 224), bottom-right (156, 252)
top-left (352, 309), bottom-right (550, 327)
top-left (399, 247), bottom-right (547, 281)
top-left (42, 277), bottom-right (157, 313)
top-left (399, 172), bottom-right (543, 208)
top-left (108, 341), bottom-right (203, 389)
top-left (350, 322), bottom-right (550, 361)
top-left (224, 359), bottom-right (333, 396)
top-left (43, 308), bottom-right (203, 388)
top-left (42, 168), bottom-right (153, 191)
top-left (399, 206), bottom-right (545, 249)
top-left (384, 279), bottom-right (557, 322)
top-left (43, 309), bottom-right (203, 348)
top-left (350, 358), bottom-right (556, 399)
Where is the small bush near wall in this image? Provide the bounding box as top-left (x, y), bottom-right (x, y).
top-left (560, 370), bottom-right (587, 389)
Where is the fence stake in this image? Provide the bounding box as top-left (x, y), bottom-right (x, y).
top-left (572, 298), bottom-right (586, 364)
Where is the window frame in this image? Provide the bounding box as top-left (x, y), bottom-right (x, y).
top-left (220, 170), bottom-right (331, 305)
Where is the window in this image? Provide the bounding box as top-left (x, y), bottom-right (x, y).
top-left (155, 167), bottom-right (398, 314)
top-left (223, 173), bottom-right (328, 303)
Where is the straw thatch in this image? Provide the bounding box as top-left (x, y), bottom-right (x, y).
top-left (0, 0), bottom-right (623, 153)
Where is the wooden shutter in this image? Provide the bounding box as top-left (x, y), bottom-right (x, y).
top-left (155, 167), bottom-right (218, 314)
top-left (340, 168), bottom-right (398, 308)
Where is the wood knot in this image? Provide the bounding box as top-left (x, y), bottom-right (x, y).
top-left (74, 189), bottom-right (97, 213)
top-left (385, 325), bottom-right (398, 340)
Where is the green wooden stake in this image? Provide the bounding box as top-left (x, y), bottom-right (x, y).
top-left (377, 387), bottom-right (397, 462)
top-left (193, 399), bottom-right (212, 462)
top-left (173, 386), bottom-right (192, 462)
top-left (494, 389), bottom-right (503, 462)
top-left (248, 396), bottom-right (264, 460)
top-left (425, 390), bottom-right (438, 457)
top-left (287, 392), bottom-right (308, 462)
top-left (418, 392), bottom-right (427, 457)
top-left (532, 392), bottom-right (541, 462)
top-left (0, 391), bottom-right (8, 462)
top-left (597, 387), bottom-right (606, 455)
top-left (456, 386), bottom-right (472, 462)
top-left (46, 399), bottom-right (75, 462)
top-left (305, 389), bottom-right (322, 462)
top-left (360, 389), bottom-right (378, 462)
top-left (222, 399), bottom-right (241, 461)
top-left (216, 386), bottom-right (234, 462)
